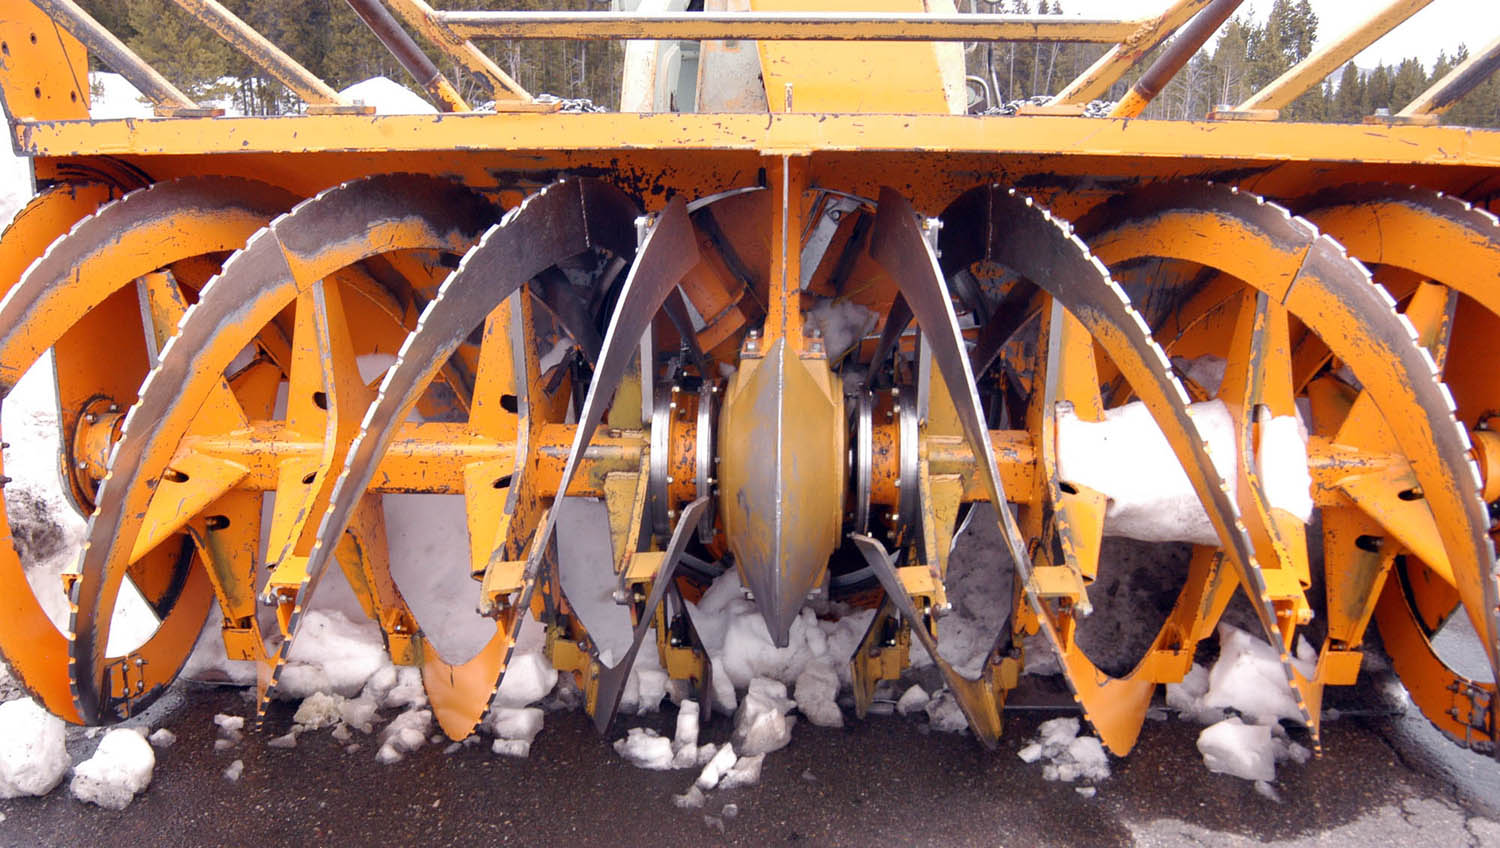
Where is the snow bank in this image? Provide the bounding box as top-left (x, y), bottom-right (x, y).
top-left (339, 77), bottom-right (437, 115)
top-left (89, 72), bottom-right (153, 120)
top-left (1015, 717), bottom-right (1110, 783)
top-left (1056, 400), bottom-right (1313, 544)
top-left (0, 699), bottom-right (69, 798)
top-left (70, 729), bottom-right (155, 809)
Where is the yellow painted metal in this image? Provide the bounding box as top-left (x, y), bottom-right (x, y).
top-left (167, 0), bottom-right (350, 108)
top-left (16, 112), bottom-right (1500, 172)
top-left (753, 0), bottom-right (954, 114)
top-left (438, 10), bottom-right (1146, 43)
top-left (383, 0), bottom-right (532, 102)
top-left (1400, 32), bottom-right (1500, 118)
top-left (1230, 0), bottom-right (1435, 114)
top-left (0, 3), bottom-right (91, 121)
top-left (23, 0), bottom-right (200, 114)
top-left (1052, 0), bottom-right (1210, 105)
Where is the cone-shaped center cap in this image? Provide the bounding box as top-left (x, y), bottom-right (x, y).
top-left (716, 338), bottom-right (845, 646)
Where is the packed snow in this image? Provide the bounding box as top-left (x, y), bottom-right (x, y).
top-left (69, 729), bottom-right (155, 810)
top-left (1015, 717), bottom-right (1111, 784)
top-left (338, 77), bottom-right (438, 115)
top-left (1056, 399), bottom-right (1313, 544)
top-left (0, 699), bottom-right (69, 799)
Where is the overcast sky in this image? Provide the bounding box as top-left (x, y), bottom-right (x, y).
top-left (1058, 0), bottom-right (1499, 69)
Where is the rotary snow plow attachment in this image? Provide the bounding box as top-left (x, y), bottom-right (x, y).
top-left (1, 0), bottom-right (1498, 766)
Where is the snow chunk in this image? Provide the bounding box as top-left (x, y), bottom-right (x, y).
top-left (278, 610), bottom-right (392, 699)
top-left (491, 739), bottom-right (531, 758)
top-left (222, 759), bottom-right (244, 782)
top-left (695, 742), bottom-right (738, 790)
top-left (1202, 624), bottom-right (1310, 725)
top-left (1057, 400), bottom-right (1237, 544)
top-left (1197, 717), bottom-right (1276, 782)
top-left (671, 700), bottom-right (701, 769)
top-left (147, 729), bottom-right (176, 749)
top-left (0, 699), bottom-right (69, 798)
top-left (673, 785), bottom-right (706, 809)
top-left (924, 691), bottom-right (968, 733)
top-left (293, 692), bottom-right (345, 730)
top-left (1257, 415), bottom-right (1313, 523)
top-left (1018, 717), bottom-right (1111, 783)
top-left (381, 667), bottom-right (428, 711)
top-left (213, 713), bottom-right (244, 733)
top-left (267, 731), bottom-right (298, 749)
top-left (377, 709), bottom-right (431, 764)
top-left (793, 660), bottom-right (843, 728)
top-left (613, 727), bottom-right (675, 770)
top-left (70, 729), bottom-right (155, 809)
top-left (896, 684), bottom-right (930, 716)
top-left (493, 652), bottom-right (558, 709)
top-left (489, 707), bottom-right (544, 743)
top-left (718, 753), bottom-right (764, 790)
top-left (734, 678), bottom-right (795, 755)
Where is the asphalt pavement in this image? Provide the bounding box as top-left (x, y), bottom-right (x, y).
top-left (1, 668), bottom-right (1497, 848)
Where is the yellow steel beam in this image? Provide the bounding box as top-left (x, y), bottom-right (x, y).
top-left (436, 11), bottom-right (1144, 43)
top-left (28, 0), bottom-right (200, 113)
top-left (168, 0), bottom-right (352, 108)
top-left (1230, 0), bottom-right (1435, 114)
top-left (1051, 0), bottom-right (1210, 106)
top-left (382, 0), bottom-right (532, 101)
top-left (1399, 32), bottom-right (1500, 118)
top-left (15, 112), bottom-right (1500, 166)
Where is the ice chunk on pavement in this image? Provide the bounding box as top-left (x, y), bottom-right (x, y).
top-left (382, 667), bottom-right (427, 711)
top-left (70, 728), bottom-right (155, 809)
top-left (613, 727), bottom-right (675, 770)
top-left (924, 691), bottom-right (968, 733)
top-left (718, 753), bottom-right (764, 790)
top-left (377, 709), bottom-right (432, 764)
top-left (1018, 717), bottom-right (1111, 783)
top-left (491, 739), bottom-right (531, 758)
top-left (671, 700), bottom-right (701, 769)
top-left (734, 678), bottom-right (795, 755)
top-left (341, 696), bottom-right (379, 734)
top-left (1255, 779), bottom-right (1282, 802)
top-left (267, 731), bottom-right (298, 749)
top-left (147, 728), bottom-right (176, 749)
top-left (793, 660), bottom-right (843, 728)
top-left (1197, 717), bottom-right (1276, 782)
top-left (896, 684), bottom-right (930, 716)
top-left (293, 692), bottom-right (345, 730)
top-left (1076, 786), bottom-right (1097, 798)
top-left (696, 742), bottom-right (738, 790)
top-left (1202, 624), bottom-right (1310, 725)
top-left (696, 743), bottom-right (718, 766)
top-left (490, 707), bottom-right (544, 743)
top-left (222, 759), bottom-right (244, 782)
top-left (213, 713), bottom-right (245, 733)
top-left (0, 699), bottom-right (69, 798)
top-left (493, 652), bottom-right (558, 708)
top-left (673, 785), bottom-right (706, 809)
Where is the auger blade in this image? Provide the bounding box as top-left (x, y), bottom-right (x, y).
top-left (850, 534), bottom-right (1004, 746)
top-left (589, 497), bottom-right (709, 733)
top-left (66, 174), bottom-right (495, 723)
top-left (287, 179), bottom-right (644, 737)
top-left (0, 177), bottom-right (295, 723)
top-left (894, 184), bottom-right (1276, 754)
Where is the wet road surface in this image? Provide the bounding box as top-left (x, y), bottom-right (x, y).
top-left (1, 671), bottom-right (1497, 848)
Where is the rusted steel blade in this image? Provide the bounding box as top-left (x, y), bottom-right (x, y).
top-left (519, 196), bottom-right (698, 604)
top-left (850, 534), bottom-right (1004, 747)
top-left (68, 174), bottom-right (494, 722)
top-left (589, 497), bottom-right (709, 733)
top-left (0, 177), bottom-right (294, 723)
top-left (281, 179), bottom-right (639, 733)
